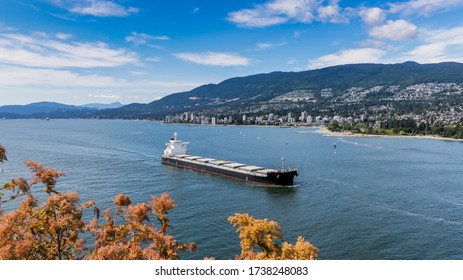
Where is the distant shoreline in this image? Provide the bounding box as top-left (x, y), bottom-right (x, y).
top-left (160, 121), bottom-right (463, 142)
top-left (314, 126), bottom-right (463, 142)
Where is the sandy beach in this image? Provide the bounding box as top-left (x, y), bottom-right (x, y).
top-left (313, 126), bottom-right (463, 142)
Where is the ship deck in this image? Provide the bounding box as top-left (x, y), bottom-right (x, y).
top-left (167, 154), bottom-right (289, 177)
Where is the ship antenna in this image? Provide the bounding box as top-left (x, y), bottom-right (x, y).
top-left (281, 156), bottom-right (285, 170)
top-left (173, 132), bottom-right (177, 141)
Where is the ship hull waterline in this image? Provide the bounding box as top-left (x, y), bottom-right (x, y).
top-left (162, 156), bottom-right (297, 186)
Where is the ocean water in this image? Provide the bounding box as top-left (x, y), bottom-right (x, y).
top-left (1, 119), bottom-right (463, 260)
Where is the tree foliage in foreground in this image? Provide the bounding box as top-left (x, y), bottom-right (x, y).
top-left (0, 160), bottom-right (88, 259)
top-left (229, 213), bottom-right (318, 260)
top-left (0, 144), bottom-right (318, 260)
top-left (0, 144), bottom-right (6, 163)
top-left (85, 193), bottom-right (196, 260)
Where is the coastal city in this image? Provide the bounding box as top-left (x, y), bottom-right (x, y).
top-left (163, 82), bottom-right (463, 137)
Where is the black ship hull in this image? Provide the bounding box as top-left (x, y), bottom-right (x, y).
top-left (162, 157), bottom-right (297, 186)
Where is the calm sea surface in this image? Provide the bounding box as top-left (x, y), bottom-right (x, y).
top-left (1, 119), bottom-right (463, 259)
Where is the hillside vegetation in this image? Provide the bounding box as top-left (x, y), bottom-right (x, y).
top-left (96, 62), bottom-right (463, 119)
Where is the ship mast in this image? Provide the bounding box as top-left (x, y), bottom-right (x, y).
top-left (281, 156), bottom-right (285, 170)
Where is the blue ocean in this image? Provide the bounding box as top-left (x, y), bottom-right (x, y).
top-left (1, 119), bottom-right (463, 259)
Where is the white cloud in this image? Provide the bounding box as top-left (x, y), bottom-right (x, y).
top-left (405, 43), bottom-right (448, 62)
top-left (0, 26), bottom-right (202, 105)
top-left (308, 48), bottom-right (386, 69)
top-left (227, 0), bottom-right (319, 28)
top-left (0, 64), bottom-right (206, 105)
top-left (0, 22), bottom-right (14, 32)
top-left (257, 43), bottom-right (273, 50)
top-left (30, 31), bottom-right (74, 40)
top-left (266, 0), bottom-right (317, 21)
top-left (56, 33), bottom-right (73, 40)
top-left (148, 45), bottom-right (163, 49)
top-left (287, 58), bottom-right (297, 65)
top-left (308, 24), bottom-right (463, 69)
top-left (88, 94), bottom-right (122, 100)
top-left (368, 20), bottom-right (418, 41)
top-left (129, 71), bottom-right (146, 76)
top-left (0, 65), bottom-right (124, 87)
top-left (227, 0), bottom-right (351, 28)
top-left (359, 7), bottom-right (386, 26)
top-left (293, 30), bottom-right (306, 38)
top-left (153, 36), bottom-right (170, 41)
top-left (389, 0), bottom-right (463, 16)
top-left (67, 0), bottom-right (139, 17)
top-left (174, 52), bottom-right (251, 67)
top-left (125, 32), bottom-right (170, 46)
top-left (32, 31), bottom-right (49, 38)
top-left (227, 8), bottom-right (287, 28)
top-left (146, 57), bottom-right (162, 62)
top-left (359, 39), bottom-right (392, 50)
top-left (256, 41), bottom-right (287, 50)
top-left (0, 33), bottom-right (138, 68)
top-left (402, 25), bottom-right (463, 63)
top-left (422, 25), bottom-right (463, 44)
top-left (317, 2), bottom-right (349, 24)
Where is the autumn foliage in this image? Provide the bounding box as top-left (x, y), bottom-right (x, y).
top-left (0, 144), bottom-right (6, 163)
top-left (229, 213), bottom-right (318, 260)
top-left (84, 193), bottom-right (196, 260)
top-left (0, 145), bottom-right (318, 260)
top-left (0, 161), bottom-right (88, 259)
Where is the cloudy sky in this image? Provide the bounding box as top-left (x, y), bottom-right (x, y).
top-left (1, 0), bottom-right (463, 105)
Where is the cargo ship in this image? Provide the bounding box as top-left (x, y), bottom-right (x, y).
top-left (161, 133), bottom-right (298, 186)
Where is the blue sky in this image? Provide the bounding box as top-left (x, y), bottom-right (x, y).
top-left (1, 0), bottom-right (463, 105)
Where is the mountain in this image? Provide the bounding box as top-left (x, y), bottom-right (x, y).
top-left (3, 62), bottom-right (463, 120)
top-left (0, 102), bottom-right (89, 115)
top-left (0, 102), bottom-right (124, 118)
top-left (0, 102), bottom-right (96, 118)
top-left (104, 62), bottom-right (463, 119)
top-left (81, 102), bottom-right (124, 110)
